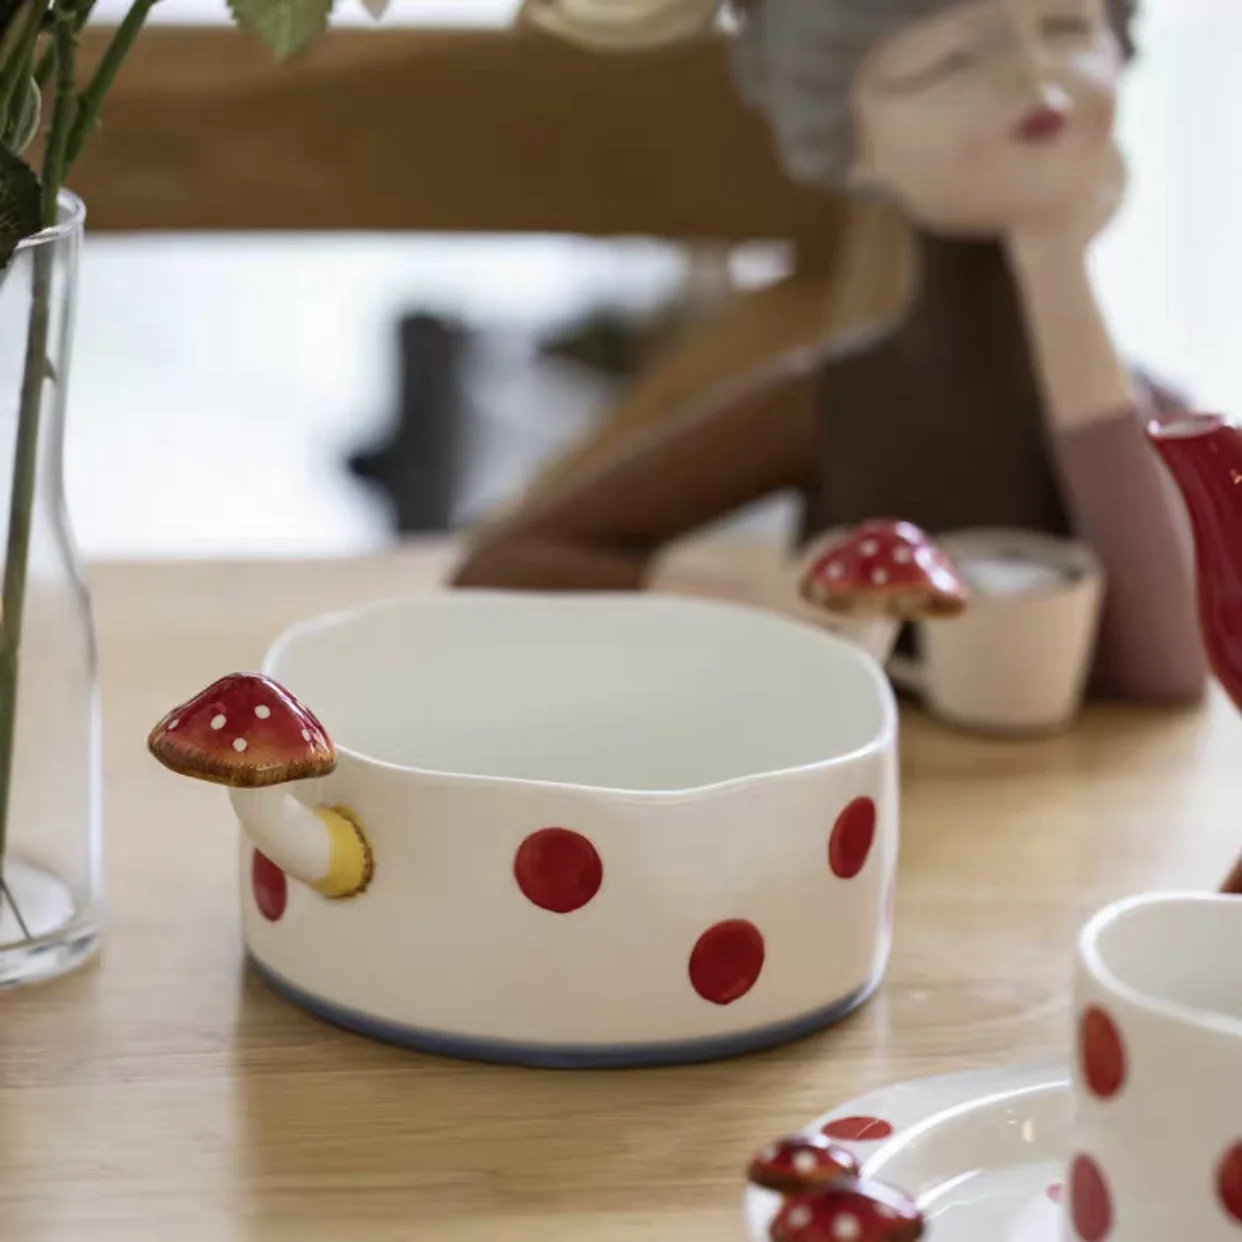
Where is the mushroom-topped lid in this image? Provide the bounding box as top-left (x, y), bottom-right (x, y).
top-left (747, 1135), bottom-right (859, 1197)
top-left (801, 519), bottom-right (968, 620)
top-left (148, 673), bottom-right (335, 788)
top-left (771, 1178), bottom-right (924, 1242)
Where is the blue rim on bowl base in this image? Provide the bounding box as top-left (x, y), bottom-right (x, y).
top-left (248, 955), bottom-right (884, 1069)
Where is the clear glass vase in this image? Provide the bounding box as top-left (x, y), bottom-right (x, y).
top-left (0, 192), bottom-right (102, 986)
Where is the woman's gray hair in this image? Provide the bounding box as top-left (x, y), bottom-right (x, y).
top-left (733, 0), bottom-right (1138, 187)
top-left (730, 0), bottom-right (1137, 186)
top-left (732, 0), bottom-right (971, 186)
top-left (520, 0), bottom-right (1138, 187)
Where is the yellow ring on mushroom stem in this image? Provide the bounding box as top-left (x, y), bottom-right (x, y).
top-left (311, 806), bottom-right (374, 899)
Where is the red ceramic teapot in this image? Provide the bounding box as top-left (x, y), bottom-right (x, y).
top-left (1147, 411), bottom-right (1242, 895)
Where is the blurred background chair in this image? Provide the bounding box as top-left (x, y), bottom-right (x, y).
top-left (68, 8), bottom-right (907, 553)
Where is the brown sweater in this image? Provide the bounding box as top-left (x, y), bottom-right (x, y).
top-left (455, 236), bottom-right (1206, 703)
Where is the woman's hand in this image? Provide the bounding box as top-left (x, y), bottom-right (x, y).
top-left (1007, 143), bottom-right (1128, 257)
top-left (1004, 141), bottom-right (1134, 431)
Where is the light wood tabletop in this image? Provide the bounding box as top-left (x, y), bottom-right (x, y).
top-left (0, 544), bottom-right (1236, 1242)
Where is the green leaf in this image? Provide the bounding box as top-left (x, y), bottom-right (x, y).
top-left (228, 0), bottom-right (333, 59)
top-left (0, 145), bottom-right (41, 269)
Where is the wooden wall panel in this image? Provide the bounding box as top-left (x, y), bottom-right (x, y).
top-left (70, 25), bottom-right (844, 242)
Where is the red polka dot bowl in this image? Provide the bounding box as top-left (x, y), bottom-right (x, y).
top-left (1067, 893), bottom-right (1242, 1239)
top-left (237, 593), bottom-right (899, 1066)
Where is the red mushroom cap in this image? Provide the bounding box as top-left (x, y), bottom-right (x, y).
top-left (801, 519), bottom-right (968, 621)
top-left (771, 1178), bottom-right (924, 1242)
top-left (148, 673), bottom-right (335, 788)
top-left (748, 1135), bottom-right (860, 1196)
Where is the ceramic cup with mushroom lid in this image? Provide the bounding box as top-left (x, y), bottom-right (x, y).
top-left (885, 530), bottom-right (1104, 736)
top-left (148, 592), bottom-right (899, 1067)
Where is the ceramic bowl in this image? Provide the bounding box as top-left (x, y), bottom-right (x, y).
top-left (244, 592), bottom-right (898, 1067)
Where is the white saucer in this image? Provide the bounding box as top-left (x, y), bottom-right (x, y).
top-left (744, 1064), bottom-right (1071, 1242)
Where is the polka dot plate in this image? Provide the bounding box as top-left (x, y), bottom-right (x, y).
top-left (744, 1064), bottom-right (1072, 1242)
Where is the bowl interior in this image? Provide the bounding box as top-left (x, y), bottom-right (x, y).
top-left (266, 594), bottom-right (892, 791)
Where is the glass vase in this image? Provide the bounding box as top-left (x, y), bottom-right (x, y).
top-left (0, 192), bottom-right (102, 986)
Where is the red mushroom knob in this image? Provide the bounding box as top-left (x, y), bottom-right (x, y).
top-left (771, 1178), bottom-right (924, 1242)
top-left (148, 672), bottom-right (336, 788)
top-left (802, 519), bottom-right (968, 621)
top-left (748, 1135), bottom-right (861, 1196)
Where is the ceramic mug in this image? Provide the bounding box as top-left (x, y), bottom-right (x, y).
top-left (887, 529), bottom-right (1104, 735)
top-left (1064, 893), bottom-right (1242, 1240)
top-left (231, 592), bottom-right (899, 1067)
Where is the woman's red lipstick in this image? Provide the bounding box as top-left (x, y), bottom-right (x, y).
top-left (1016, 106), bottom-right (1069, 142)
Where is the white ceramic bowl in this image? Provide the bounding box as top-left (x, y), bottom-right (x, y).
top-left (243, 592), bottom-right (898, 1067)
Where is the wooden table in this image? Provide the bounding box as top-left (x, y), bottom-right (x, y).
top-left (1, 547), bottom-right (1237, 1241)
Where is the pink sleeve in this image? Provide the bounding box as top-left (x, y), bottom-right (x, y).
top-left (1048, 390), bottom-right (1207, 702)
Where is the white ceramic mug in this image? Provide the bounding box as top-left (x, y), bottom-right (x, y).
top-left (1064, 893), bottom-right (1242, 1240)
top-left (231, 592), bottom-right (899, 1067)
top-left (887, 529), bottom-right (1104, 735)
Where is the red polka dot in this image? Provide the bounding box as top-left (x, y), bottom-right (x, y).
top-left (830, 797), bottom-right (877, 879)
top-left (1070, 1154), bottom-right (1113, 1241)
top-left (821, 1115), bottom-right (895, 1142)
top-left (1218, 1143), bottom-right (1242, 1222)
top-left (1047, 1182), bottom-right (1064, 1205)
top-left (1080, 1006), bottom-right (1127, 1099)
top-left (514, 827), bottom-right (602, 914)
top-left (689, 919), bottom-right (765, 1005)
top-left (252, 850), bottom-right (287, 922)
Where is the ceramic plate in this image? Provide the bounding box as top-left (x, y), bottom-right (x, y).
top-left (743, 1064), bottom-right (1071, 1242)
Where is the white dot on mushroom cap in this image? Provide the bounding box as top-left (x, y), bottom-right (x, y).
top-left (254, 705), bottom-right (271, 719)
top-left (828, 562), bottom-right (843, 579)
top-left (787, 1206), bottom-right (813, 1231)
top-left (301, 729), bottom-right (311, 742)
top-left (872, 568), bottom-right (889, 585)
top-left (893, 546), bottom-right (912, 564)
top-left (210, 714), bottom-right (226, 730)
top-left (793, 1150), bottom-right (819, 1174)
top-left (233, 738), bottom-right (248, 752)
top-left (860, 539), bottom-right (879, 556)
top-left (832, 1215), bottom-right (862, 1241)
top-left (167, 718), bottom-right (180, 730)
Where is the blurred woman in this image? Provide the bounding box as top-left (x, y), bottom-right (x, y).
top-left (457, 0), bottom-right (1204, 702)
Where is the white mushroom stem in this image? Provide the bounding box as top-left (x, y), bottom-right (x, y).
top-left (229, 786), bottom-right (371, 898)
top-left (823, 611), bottom-right (902, 666)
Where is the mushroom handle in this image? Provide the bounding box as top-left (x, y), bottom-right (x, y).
top-left (148, 671), bottom-right (374, 899)
top-left (228, 786), bottom-right (374, 900)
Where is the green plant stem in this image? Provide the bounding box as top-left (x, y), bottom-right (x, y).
top-left (39, 8), bottom-right (73, 220)
top-left (0, 0), bottom-right (36, 77)
top-left (0, 242), bottom-right (52, 942)
top-left (0, 0), bottom-right (46, 129)
top-left (65, 0), bottom-right (155, 165)
top-left (0, 0), bottom-right (175, 941)
top-left (1, 876), bottom-right (32, 937)
top-left (0, 0), bottom-right (74, 941)
top-left (34, 0), bottom-right (95, 89)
